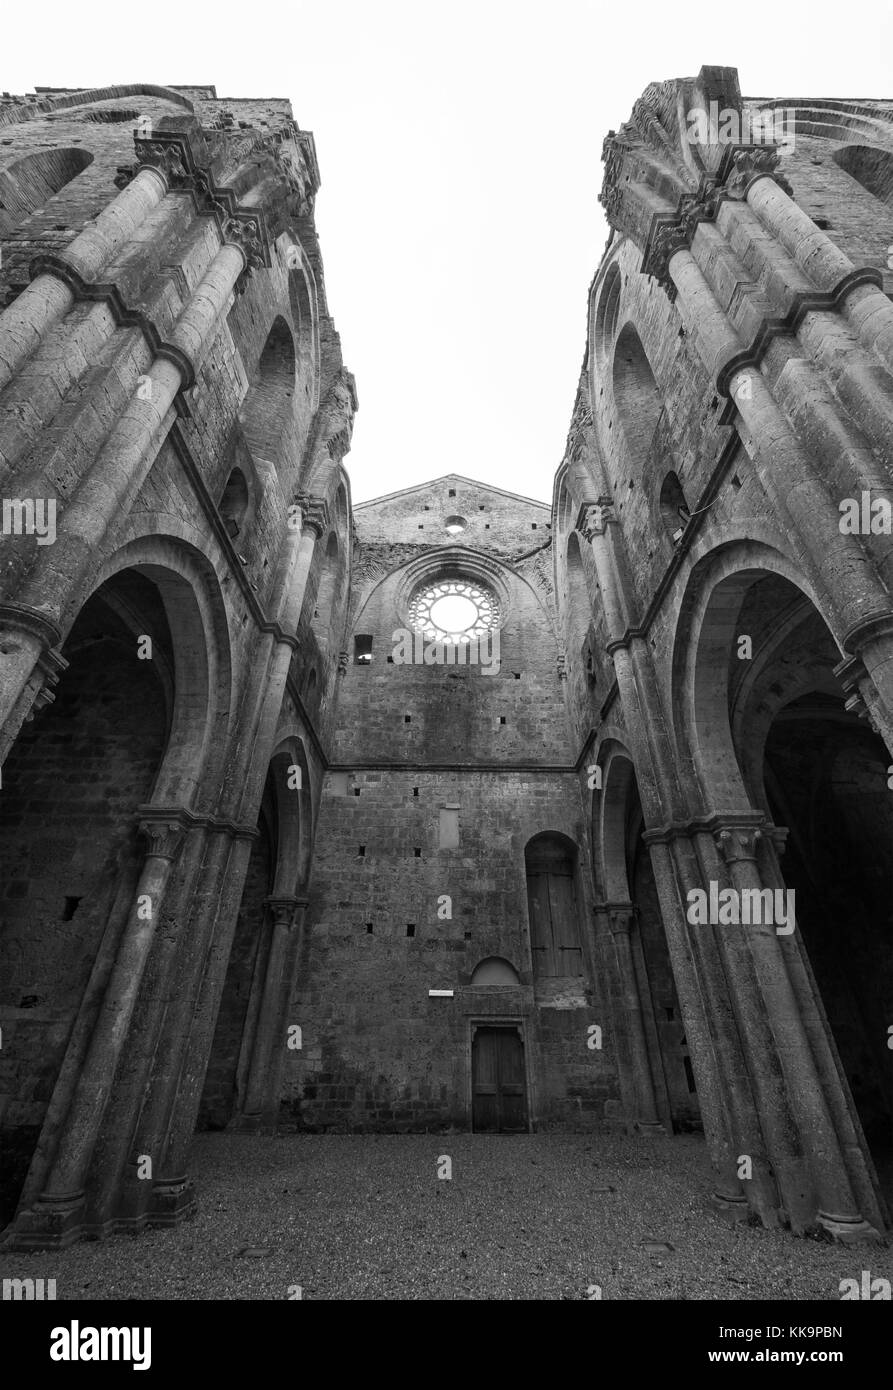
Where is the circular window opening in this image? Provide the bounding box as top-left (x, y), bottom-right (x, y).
top-left (444, 515), bottom-right (467, 535)
top-left (409, 579), bottom-right (501, 644)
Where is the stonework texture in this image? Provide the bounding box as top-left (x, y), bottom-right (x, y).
top-left (0, 69), bottom-right (892, 1250)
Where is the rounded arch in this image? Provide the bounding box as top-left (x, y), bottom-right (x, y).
top-left (284, 237), bottom-right (321, 418)
top-left (218, 467), bottom-right (251, 539)
top-left (83, 533), bottom-right (234, 811)
top-left (659, 471), bottom-right (690, 540)
top-left (239, 316), bottom-right (297, 479)
top-left (470, 956), bottom-right (521, 987)
top-left (832, 144), bottom-right (893, 203)
top-left (593, 260), bottom-right (622, 368)
top-left (612, 323), bottom-right (663, 468)
top-left (267, 738), bottom-right (314, 895)
top-left (595, 742), bottom-right (639, 903)
top-left (670, 540), bottom-right (838, 812)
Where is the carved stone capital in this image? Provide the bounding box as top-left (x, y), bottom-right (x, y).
top-left (137, 808), bottom-right (192, 862)
top-left (608, 907), bottom-right (636, 939)
top-left (576, 498), bottom-right (615, 541)
top-left (715, 825), bottom-right (762, 866)
top-left (294, 494), bottom-right (330, 539)
top-left (724, 146), bottom-right (792, 199)
top-left (220, 214), bottom-right (266, 272)
top-left (135, 135), bottom-right (190, 188)
top-left (264, 896), bottom-right (302, 930)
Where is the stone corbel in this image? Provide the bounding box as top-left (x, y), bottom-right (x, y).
top-left (834, 650), bottom-right (887, 739)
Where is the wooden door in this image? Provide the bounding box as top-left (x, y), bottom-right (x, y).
top-left (526, 863), bottom-right (582, 977)
top-left (472, 1027), bottom-right (527, 1132)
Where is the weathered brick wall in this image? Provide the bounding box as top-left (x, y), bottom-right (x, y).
top-left (283, 454), bottom-right (624, 1136)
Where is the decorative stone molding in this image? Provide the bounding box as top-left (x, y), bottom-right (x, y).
top-left (135, 804), bottom-right (259, 844)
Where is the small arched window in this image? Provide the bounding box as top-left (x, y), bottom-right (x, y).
top-left (613, 324), bottom-right (662, 467)
top-left (0, 147), bottom-right (94, 236)
top-left (659, 471), bottom-right (690, 541)
top-left (832, 145), bottom-right (893, 205)
top-left (219, 468), bottom-right (250, 539)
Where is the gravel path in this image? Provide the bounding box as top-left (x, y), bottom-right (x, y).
top-left (2, 1133), bottom-right (890, 1300)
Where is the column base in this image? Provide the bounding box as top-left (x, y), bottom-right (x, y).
top-left (5, 1190), bottom-right (86, 1250)
top-left (147, 1175), bottom-right (196, 1227)
top-left (816, 1210), bottom-right (883, 1245)
top-left (635, 1119), bottom-right (666, 1136)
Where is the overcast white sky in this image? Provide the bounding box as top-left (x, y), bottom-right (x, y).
top-left (5, 1), bottom-right (893, 502)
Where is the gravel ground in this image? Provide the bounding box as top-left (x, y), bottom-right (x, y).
top-left (2, 1132), bottom-right (890, 1300)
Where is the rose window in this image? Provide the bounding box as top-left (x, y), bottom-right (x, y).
top-left (408, 579), bottom-right (501, 644)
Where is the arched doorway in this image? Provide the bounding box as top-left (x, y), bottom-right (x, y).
top-left (731, 571), bottom-right (893, 1203)
top-left (679, 551), bottom-right (891, 1228)
top-left (0, 570), bottom-right (171, 1226)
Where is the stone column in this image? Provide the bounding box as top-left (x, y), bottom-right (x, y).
top-left (713, 819), bottom-right (877, 1239)
top-left (669, 247), bottom-right (893, 748)
top-left (742, 173), bottom-right (893, 380)
top-left (15, 809), bottom-right (188, 1244)
top-left (239, 896), bottom-right (308, 1129)
top-left (600, 904), bottom-right (664, 1134)
top-left (0, 608), bottom-right (66, 763)
top-left (0, 165), bottom-right (169, 393)
top-left (0, 239), bottom-right (247, 741)
top-left (646, 830), bottom-right (763, 1219)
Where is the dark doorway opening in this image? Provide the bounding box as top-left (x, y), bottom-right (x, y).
top-left (764, 692), bottom-right (893, 1201)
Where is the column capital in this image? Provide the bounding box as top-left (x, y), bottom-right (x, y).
top-left (725, 146), bottom-right (793, 200)
top-left (136, 807), bottom-right (195, 861)
top-left (575, 497), bottom-right (614, 541)
top-left (263, 895), bottom-right (307, 929)
top-left (294, 494), bottom-right (330, 539)
top-left (714, 821), bottom-right (763, 866)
